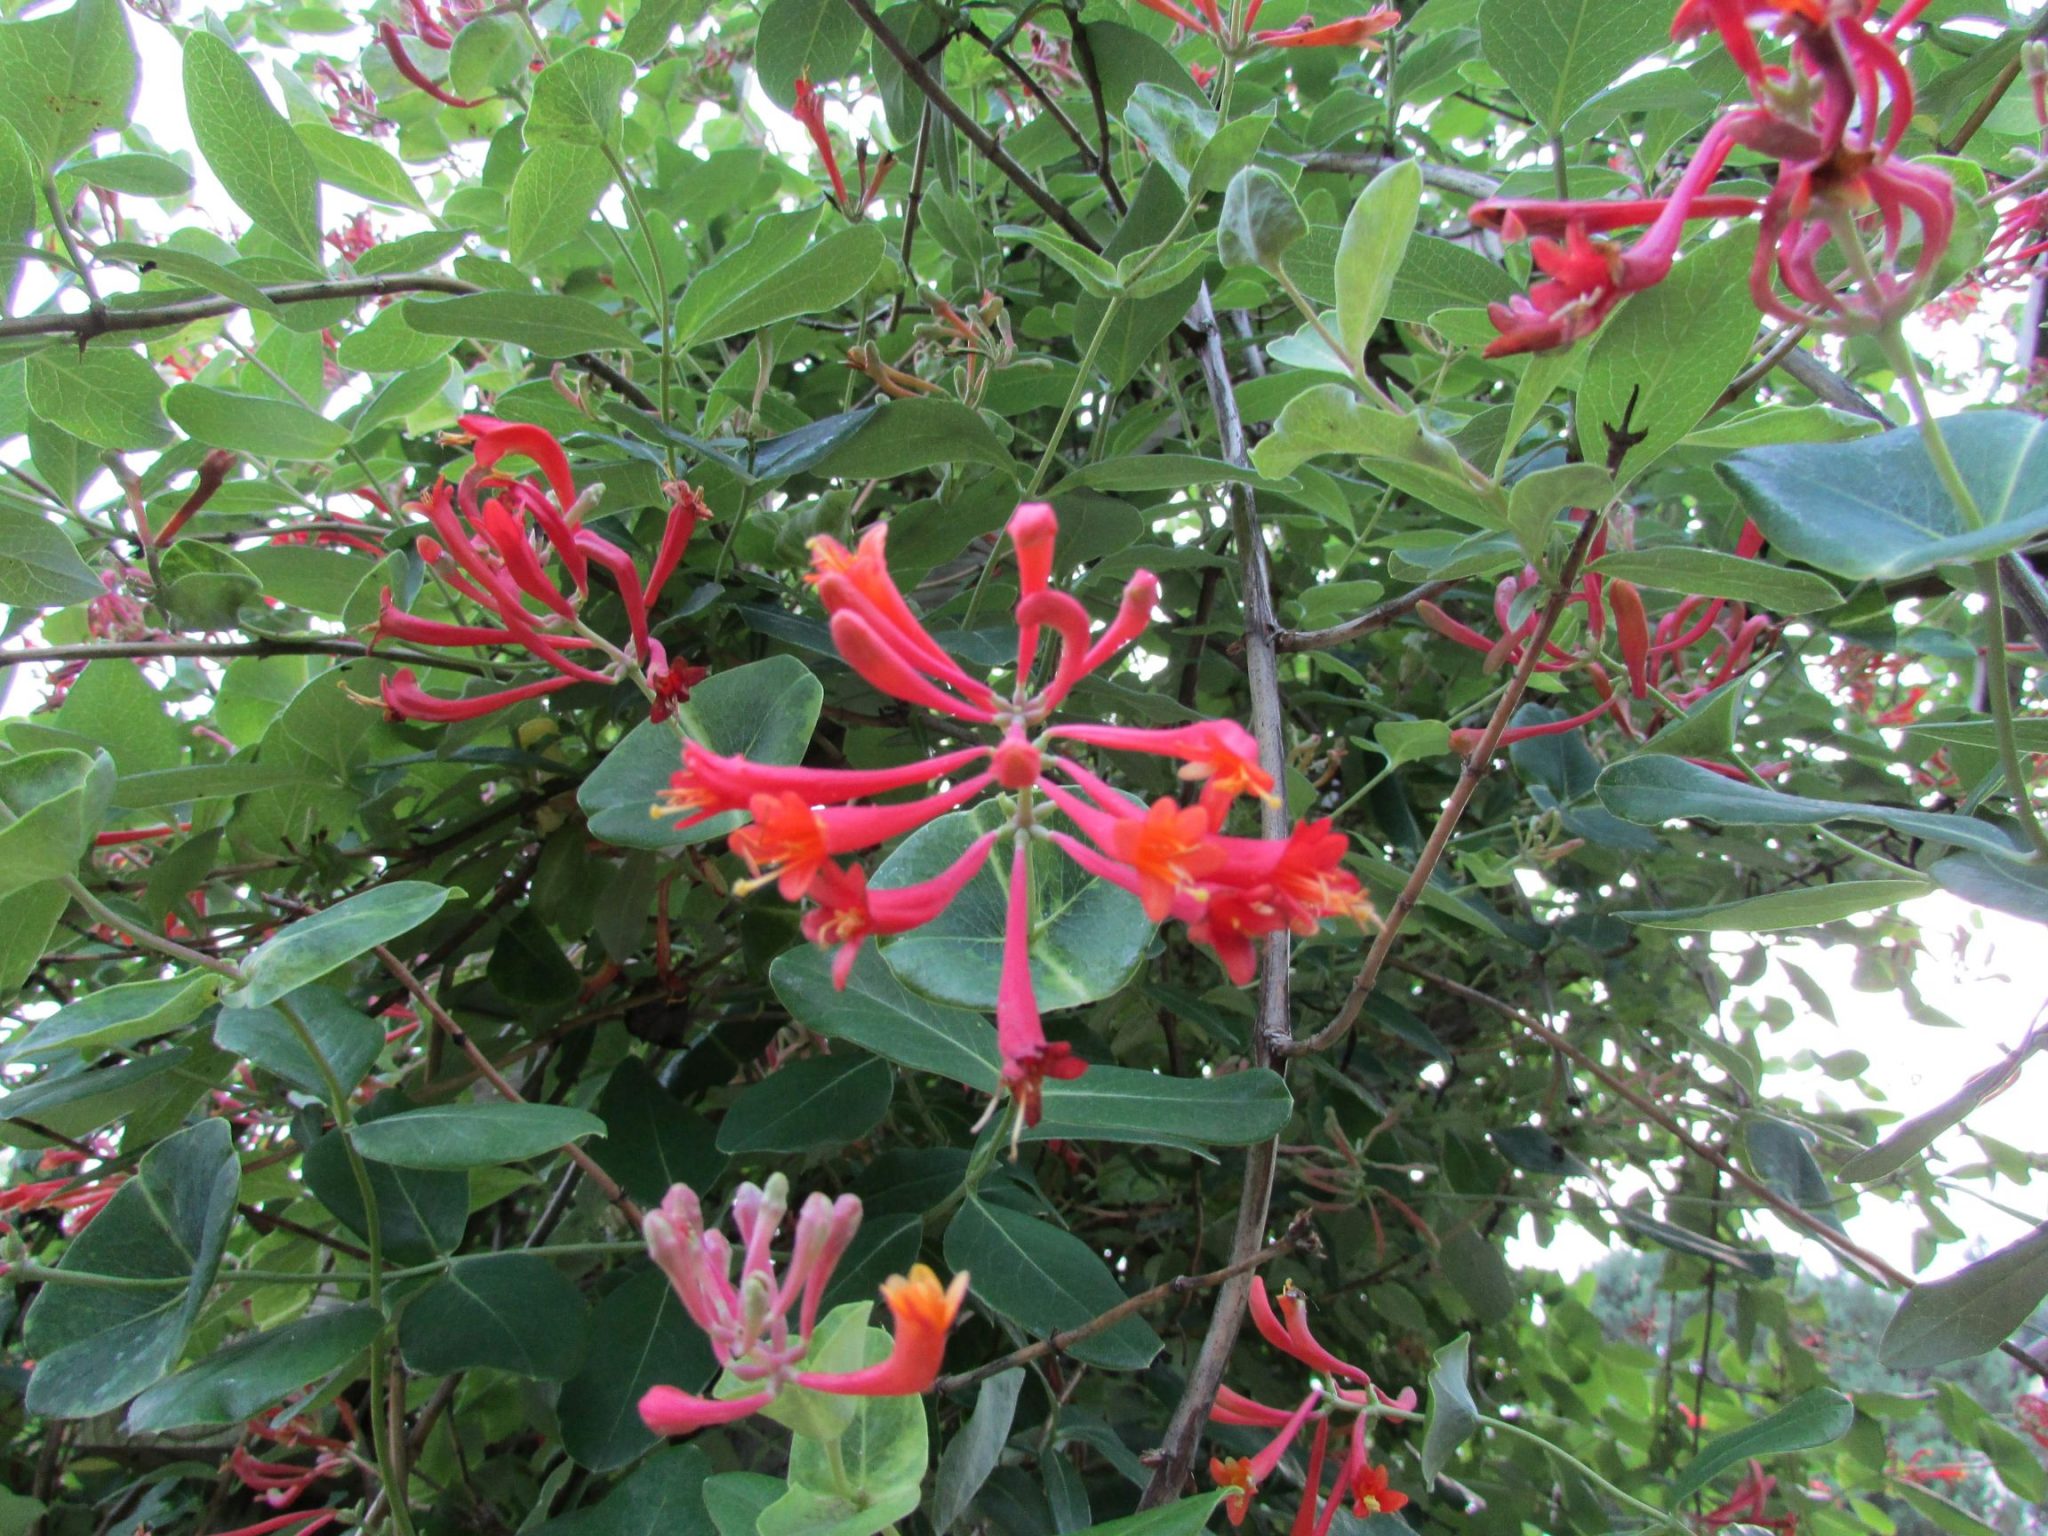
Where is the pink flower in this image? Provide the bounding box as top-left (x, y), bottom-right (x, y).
top-left (636, 1179), bottom-right (966, 1438)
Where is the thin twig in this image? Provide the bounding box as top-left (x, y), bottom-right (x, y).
top-left (371, 945), bottom-right (645, 1227)
top-left (934, 1223), bottom-right (1306, 1394)
top-left (840, 0), bottom-right (1105, 252)
top-left (1139, 283), bottom-right (1291, 1509)
top-left (1287, 152), bottom-right (1502, 201)
top-left (1272, 578), bottom-right (1455, 654)
top-left (1280, 507), bottom-right (1612, 1059)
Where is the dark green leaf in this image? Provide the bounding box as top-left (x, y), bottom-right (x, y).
top-left (232, 881), bottom-right (456, 1010)
top-left (126, 1305), bottom-right (381, 1431)
top-left (403, 292), bottom-right (641, 357)
top-left (1879, 1223), bottom-right (2048, 1369)
top-left (590, 1056), bottom-right (727, 1205)
top-left (351, 1102), bottom-right (607, 1170)
top-left (1420, 1333), bottom-right (1478, 1482)
top-left (214, 985), bottom-right (383, 1102)
top-left (400, 1253), bottom-right (590, 1379)
top-left (560, 1265), bottom-right (719, 1470)
top-left (1668, 1388), bottom-right (1855, 1503)
top-left (715, 1053), bottom-right (893, 1155)
top-left (943, 1197), bottom-right (1162, 1371)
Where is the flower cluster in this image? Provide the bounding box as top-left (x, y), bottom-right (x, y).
top-left (1476, 0), bottom-right (1953, 355)
top-left (1207, 1279), bottom-right (1414, 1531)
top-left (1697, 1458), bottom-right (1798, 1533)
top-left (1417, 514), bottom-right (1785, 775)
top-left (369, 415), bottom-right (709, 725)
top-left (636, 1178), bottom-right (966, 1437)
top-left (1134, 0), bottom-right (1401, 56)
top-left (655, 502), bottom-right (1373, 1125)
top-left (0, 1149), bottom-right (124, 1246)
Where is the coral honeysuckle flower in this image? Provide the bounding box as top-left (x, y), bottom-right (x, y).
top-left (636, 1180), bottom-right (965, 1439)
top-left (1209, 1281), bottom-right (1416, 1535)
top-left (1479, 0), bottom-right (1951, 355)
top-left (654, 501), bottom-right (1372, 1130)
top-left (366, 421), bottom-right (710, 726)
top-left (1251, 9), bottom-right (1401, 49)
top-left (1210, 1388), bottom-right (1322, 1525)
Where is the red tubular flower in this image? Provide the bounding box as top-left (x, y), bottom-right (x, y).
top-left (378, 22), bottom-right (486, 108)
top-left (1108, 797), bottom-right (1228, 921)
top-left (792, 74), bottom-right (850, 209)
top-left (1610, 579), bottom-right (1651, 698)
top-left (803, 828), bottom-right (1003, 986)
top-left (995, 838), bottom-right (1085, 1126)
top-left (1210, 1388), bottom-right (1321, 1525)
top-left (153, 450), bottom-right (238, 546)
top-left (1252, 9), bottom-right (1400, 49)
top-left (377, 668), bottom-right (578, 723)
top-left (794, 1264), bottom-right (969, 1395)
top-left (639, 1386), bottom-right (775, 1435)
top-left (658, 742), bottom-right (992, 827)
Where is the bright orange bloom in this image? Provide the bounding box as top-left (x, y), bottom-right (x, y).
top-left (1109, 798), bottom-right (1227, 921)
top-left (1211, 1457), bottom-right (1258, 1526)
top-left (797, 1264), bottom-right (969, 1396)
top-left (729, 793), bottom-right (831, 899)
top-left (1253, 8), bottom-right (1400, 48)
top-left (1349, 1462), bottom-right (1408, 1516)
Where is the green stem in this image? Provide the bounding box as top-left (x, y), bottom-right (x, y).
top-left (276, 998), bottom-right (416, 1536)
top-left (57, 877), bottom-right (243, 980)
top-left (1477, 1413), bottom-right (1688, 1533)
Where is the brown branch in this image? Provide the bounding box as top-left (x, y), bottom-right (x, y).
top-left (0, 271), bottom-right (657, 413)
top-left (1061, 11), bottom-right (1130, 216)
top-left (1394, 957), bottom-right (2048, 1386)
top-left (371, 944), bottom-right (645, 1228)
top-left (934, 1220), bottom-right (1308, 1394)
top-left (1280, 506), bottom-right (1610, 1060)
top-left (1138, 283), bottom-right (1291, 1510)
top-left (1937, 11), bottom-right (2048, 155)
top-left (1272, 578), bottom-right (1455, 654)
top-left (0, 636), bottom-right (492, 677)
top-left (839, 0), bottom-right (1105, 252)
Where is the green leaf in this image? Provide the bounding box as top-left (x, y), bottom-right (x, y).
top-left (754, 0), bottom-right (866, 108)
top-left (578, 654), bottom-right (823, 851)
top-left (813, 396), bottom-right (1015, 479)
top-left (0, 121), bottom-right (35, 304)
top-left (875, 802), bottom-right (1150, 1014)
top-left (533, 1447), bottom-right (715, 1536)
top-left (0, 748), bottom-right (113, 900)
top-left (1575, 225), bottom-right (1762, 479)
top-left (1879, 1222), bottom-right (2048, 1369)
top-left (337, 306), bottom-right (459, 374)
top-left (182, 32), bottom-right (320, 260)
top-left (1589, 548), bottom-right (1842, 613)
top-left (1060, 1497), bottom-right (1223, 1536)
top-left (1891, 1481), bottom-right (2002, 1536)
top-left (943, 1197), bottom-right (1162, 1371)
top-left (155, 540), bottom-right (260, 629)
top-left (1668, 1388), bottom-right (1855, 1503)
top-left (0, 507), bottom-right (102, 608)
top-left (1252, 383), bottom-right (1507, 529)
top-left (7, 972), bottom-right (217, 1063)
top-left (1032, 1067), bottom-right (1294, 1152)
top-left (560, 1265), bottom-right (718, 1470)
top-left (771, 945), bottom-right (1002, 1088)
top-left (1478, 0), bottom-right (1669, 134)
top-left (509, 142), bottom-right (614, 266)
top-left (1506, 463), bottom-right (1612, 558)
top-left (1335, 159), bottom-right (1420, 368)
top-left (1388, 235), bottom-right (1518, 322)
top-left (126, 1305), bottom-right (381, 1432)
top-left (23, 344), bottom-right (169, 451)
top-left (934, 1369), bottom-right (1025, 1535)
top-left (1047, 454), bottom-right (1261, 496)
top-left (526, 47), bottom-right (635, 148)
top-left (590, 1056), bottom-right (728, 1204)
top-left (303, 1094), bottom-right (468, 1265)
top-left (0, 0), bottom-right (138, 168)
top-left (1619, 878), bottom-right (1931, 931)
top-left (231, 881), bottom-right (457, 1009)
top-left (1438, 1229), bottom-right (1516, 1324)
top-left (0, 886), bottom-right (69, 998)
top-left (716, 1053), bottom-right (893, 1155)
top-left (1719, 411), bottom-right (2048, 581)
top-left (352, 1102), bottom-right (607, 1170)
top-left (21, 1120), bottom-right (239, 1417)
top-left (1742, 1116), bottom-right (1847, 1236)
top-left (1930, 847), bottom-right (2048, 925)
top-left (448, 14), bottom-right (528, 96)
top-left (1217, 166), bottom-right (1305, 273)
top-left (294, 121), bottom-right (425, 210)
top-left (1596, 755), bottom-right (2026, 861)
top-left (679, 222), bottom-right (884, 344)
top-left (213, 985), bottom-right (383, 1102)
top-left (996, 223), bottom-right (1122, 298)
top-left (400, 1253), bottom-right (591, 1379)
top-left (165, 383), bottom-right (349, 460)
top-left (1420, 1333), bottom-right (1478, 1482)
top-left (1840, 1041), bottom-right (2039, 1184)
top-left (403, 292), bottom-right (640, 357)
